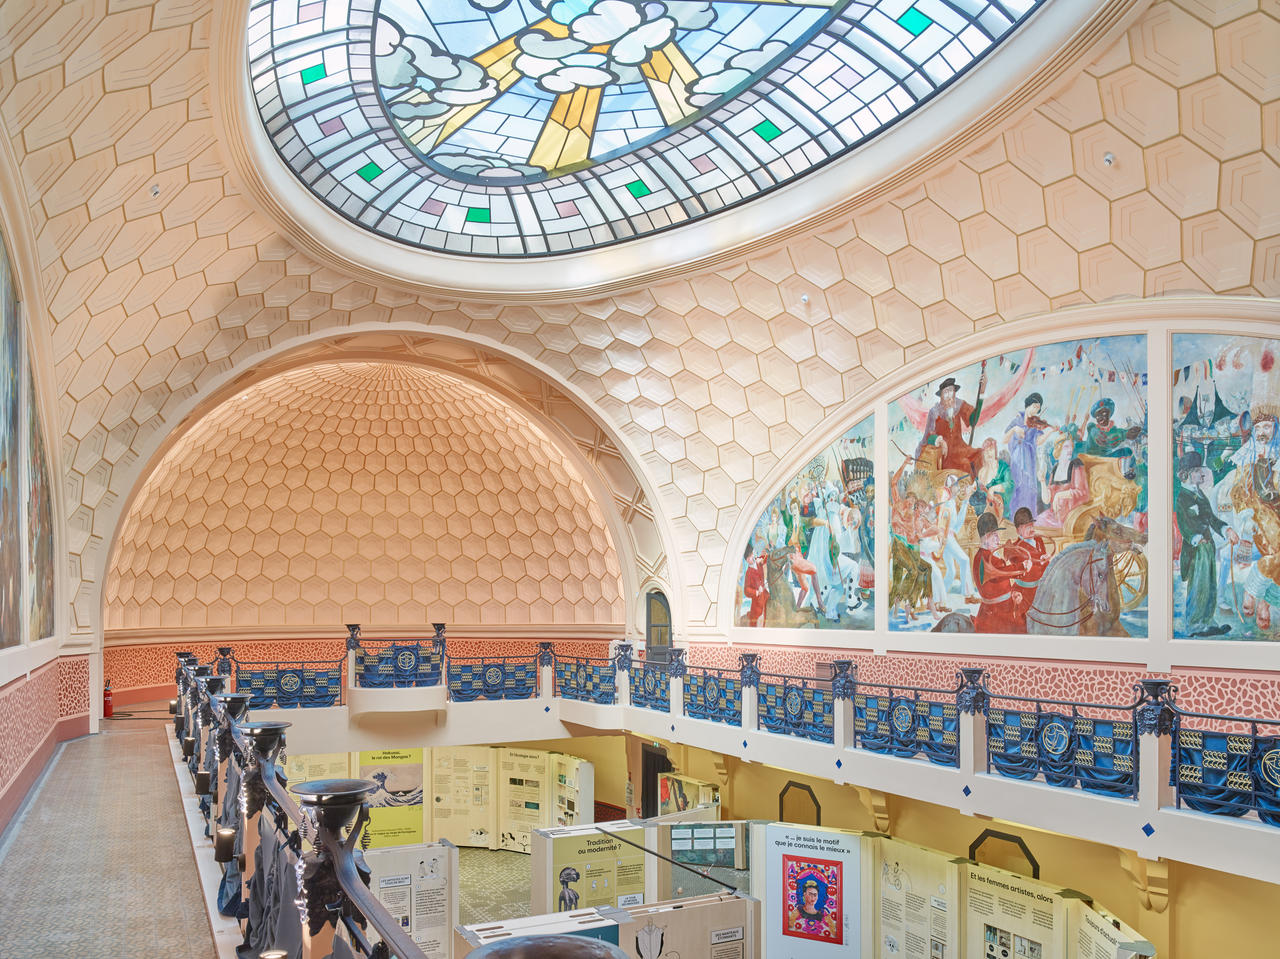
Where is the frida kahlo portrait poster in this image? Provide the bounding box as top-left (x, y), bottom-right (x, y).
top-left (783, 854), bottom-right (843, 945)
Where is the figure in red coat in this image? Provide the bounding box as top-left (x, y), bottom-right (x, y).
top-left (742, 542), bottom-right (769, 627)
top-left (970, 512), bottom-right (1028, 633)
top-left (1004, 507), bottom-right (1052, 630)
top-left (917, 373), bottom-right (987, 474)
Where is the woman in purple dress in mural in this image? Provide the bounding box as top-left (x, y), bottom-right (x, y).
top-left (1005, 392), bottom-right (1047, 518)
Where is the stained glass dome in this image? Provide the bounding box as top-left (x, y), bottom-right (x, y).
top-left (248, 0), bottom-right (1046, 257)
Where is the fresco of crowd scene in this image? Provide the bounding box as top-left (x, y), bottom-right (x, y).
top-left (889, 335), bottom-right (1149, 636)
top-left (737, 418), bottom-right (875, 630)
top-left (1172, 334), bottom-right (1280, 641)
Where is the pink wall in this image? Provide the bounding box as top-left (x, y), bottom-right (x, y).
top-left (686, 644), bottom-right (1280, 719)
top-left (104, 637), bottom-right (616, 704)
top-left (0, 656), bottom-right (91, 832)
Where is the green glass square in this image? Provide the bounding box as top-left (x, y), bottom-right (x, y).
top-left (753, 118), bottom-right (783, 142)
top-left (300, 63), bottom-right (327, 85)
top-left (897, 7), bottom-right (933, 36)
top-left (624, 179), bottom-right (652, 199)
top-left (356, 161), bottom-right (382, 182)
top-left (465, 207), bottom-right (491, 223)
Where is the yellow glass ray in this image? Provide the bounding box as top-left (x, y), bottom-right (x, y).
top-left (641, 42), bottom-right (702, 125)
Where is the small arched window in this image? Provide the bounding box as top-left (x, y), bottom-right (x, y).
top-left (645, 591), bottom-right (671, 662)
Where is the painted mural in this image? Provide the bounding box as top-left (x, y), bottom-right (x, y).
top-left (27, 357), bottom-right (53, 642)
top-left (0, 233), bottom-right (19, 648)
top-left (1172, 334), bottom-right (1280, 640)
top-left (888, 335), bottom-right (1149, 636)
top-left (736, 417), bottom-right (874, 630)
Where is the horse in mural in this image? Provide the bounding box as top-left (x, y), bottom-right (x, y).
top-left (932, 517), bottom-right (1146, 636)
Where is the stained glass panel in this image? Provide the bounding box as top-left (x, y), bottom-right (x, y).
top-left (247, 0), bottom-right (1049, 256)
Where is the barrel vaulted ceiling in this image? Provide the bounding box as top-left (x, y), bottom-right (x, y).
top-left (0, 0), bottom-right (1275, 643)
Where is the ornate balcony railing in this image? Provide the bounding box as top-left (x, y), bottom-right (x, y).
top-left (178, 657), bottom-right (430, 959)
top-left (854, 678), bottom-right (961, 767)
top-left (555, 655), bottom-right (617, 704)
top-left (233, 658), bottom-right (345, 709)
top-left (1170, 702), bottom-right (1280, 827)
top-left (984, 682), bottom-right (1140, 800)
top-left (683, 665), bottom-right (742, 726)
top-left (758, 671), bottom-right (834, 743)
top-left (629, 659), bottom-right (671, 712)
top-left (354, 639), bottom-right (443, 688)
top-left (447, 655), bottom-right (539, 701)
top-left (177, 645), bottom-right (1280, 832)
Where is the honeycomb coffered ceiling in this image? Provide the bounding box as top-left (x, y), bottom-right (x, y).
top-left (0, 0), bottom-right (1275, 639)
top-left (104, 361), bottom-right (624, 629)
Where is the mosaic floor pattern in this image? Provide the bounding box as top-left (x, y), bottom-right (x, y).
top-left (0, 710), bottom-right (214, 958)
top-left (457, 847), bottom-right (535, 927)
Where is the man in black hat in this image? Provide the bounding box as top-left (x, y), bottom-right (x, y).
top-left (1175, 450), bottom-right (1234, 636)
top-left (917, 371), bottom-right (987, 473)
top-left (971, 511), bottom-right (1026, 633)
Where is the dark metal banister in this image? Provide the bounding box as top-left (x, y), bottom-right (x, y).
top-left (196, 670), bottom-right (429, 959)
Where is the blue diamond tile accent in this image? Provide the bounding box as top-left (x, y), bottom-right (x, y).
top-left (544, 706), bottom-right (550, 713)
top-left (743, 740), bottom-right (748, 749)
top-left (962, 785), bottom-right (972, 797)
top-left (1141, 822), bottom-right (1154, 837)
top-left (670, 725), bottom-right (675, 732)
top-left (835, 759), bottom-right (843, 769)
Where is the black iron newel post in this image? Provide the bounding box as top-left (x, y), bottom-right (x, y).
top-left (537, 641), bottom-right (555, 667)
top-left (956, 666), bottom-right (989, 715)
top-left (739, 653), bottom-right (760, 689)
top-left (216, 647), bottom-right (233, 675)
top-left (1135, 679), bottom-right (1176, 737)
top-left (667, 647), bottom-right (686, 679)
top-left (831, 660), bottom-right (856, 699)
top-left (345, 623), bottom-right (363, 651)
top-left (613, 642), bottom-right (633, 672)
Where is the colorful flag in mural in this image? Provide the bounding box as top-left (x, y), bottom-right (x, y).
top-left (736, 416), bottom-right (873, 630)
top-left (887, 335), bottom-right (1149, 637)
top-left (1172, 333), bottom-right (1280, 641)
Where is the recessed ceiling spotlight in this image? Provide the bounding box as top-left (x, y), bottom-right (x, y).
top-left (1102, 152), bottom-right (1115, 167)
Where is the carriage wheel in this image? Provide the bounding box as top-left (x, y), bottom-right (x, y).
top-left (1114, 549), bottom-right (1148, 612)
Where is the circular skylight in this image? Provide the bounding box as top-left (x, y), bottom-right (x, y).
top-left (248, 0), bottom-right (1045, 257)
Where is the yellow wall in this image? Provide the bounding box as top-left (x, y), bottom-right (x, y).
top-left (509, 734), bottom-right (630, 811)
top-left (646, 741), bottom-right (1278, 958)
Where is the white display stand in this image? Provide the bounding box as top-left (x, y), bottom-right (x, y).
top-left (1067, 898), bottom-right (1154, 959)
top-left (430, 745), bottom-right (498, 850)
top-left (455, 894), bottom-right (762, 959)
top-left (532, 820), bottom-right (649, 915)
top-left (872, 836), bottom-right (961, 959)
top-left (962, 862), bottom-right (1068, 959)
top-left (362, 841), bottom-right (459, 959)
top-left (752, 822), bottom-right (875, 959)
top-left (658, 772), bottom-right (720, 816)
top-left (455, 906), bottom-right (627, 956)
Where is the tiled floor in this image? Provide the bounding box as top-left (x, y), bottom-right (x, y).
top-left (457, 847), bottom-right (535, 926)
top-left (0, 707), bottom-right (215, 959)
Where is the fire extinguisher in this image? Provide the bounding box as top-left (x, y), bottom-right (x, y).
top-left (103, 679), bottom-right (113, 718)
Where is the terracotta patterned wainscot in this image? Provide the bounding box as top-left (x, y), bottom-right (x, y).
top-left (0, 661), bottom-right (59, 830)
top-left (103, 637), bottom-right (615, 703)
top-left (685, 644), bottom-right (1278, 720)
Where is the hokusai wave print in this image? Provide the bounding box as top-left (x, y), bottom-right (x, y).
top-left (737, 416), bottom-right (874, 629)
top-left (27, 356), bottom-right (54, 642)
top-left (888, 335), bottom-right (1149, 636)
top-left (1173, 333), bottom-right (1280, 640)
top-left (0, 233), bottom-right (19, 648)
